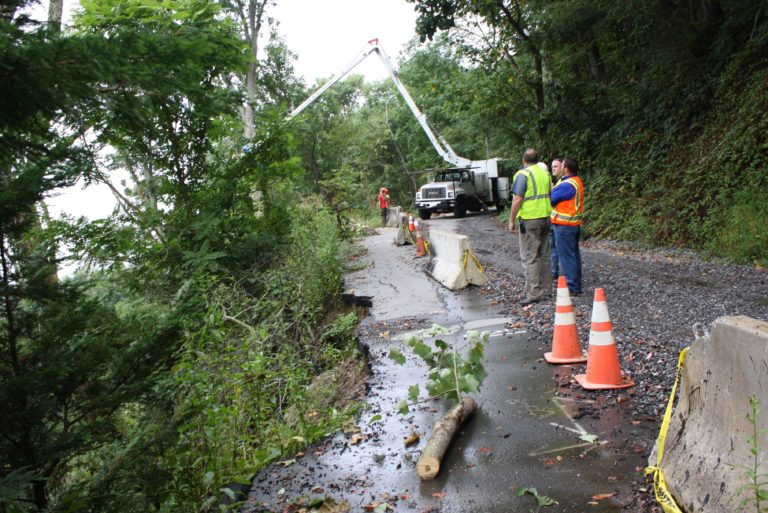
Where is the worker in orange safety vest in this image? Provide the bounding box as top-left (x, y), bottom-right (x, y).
top-left (550, 157), bottom-right (584, 295)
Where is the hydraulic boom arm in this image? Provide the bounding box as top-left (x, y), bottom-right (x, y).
top-left (286, 39), bottom-right (471, 168)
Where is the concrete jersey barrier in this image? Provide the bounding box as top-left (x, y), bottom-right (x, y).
top-left (393, 213), bottom-right (414, 246)
top-left (426, 229), bottom-right (488, 290)
top-left (649, 316), bottom-right (768, 513)
top-left (385, 206), bottom-right (402, 227)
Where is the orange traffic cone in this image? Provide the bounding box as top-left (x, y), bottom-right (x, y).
top-left (415, 219), bottom-right (427, 258)
top-left (544, 277), bottom-right (587, 364)
top-left (575, 288), bottom-right (634, 390)
top-left (408, 214), bottom-right (415, 232)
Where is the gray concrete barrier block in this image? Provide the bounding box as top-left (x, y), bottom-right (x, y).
top-left (650, 316), bottom-right (768, 513)
top-left (385, 206), bottom-right (402, 228)
top-left (394, 213), bottom-right (414, 246)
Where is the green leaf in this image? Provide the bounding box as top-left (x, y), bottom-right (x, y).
top-left (403, 334), bottom-right (418, 347)
top-left (412, 340), bottom-right (433, 358)
top-left (579, 434), bottom-right (598, 443)
top-left (408, 384), bottom-right (420, 402)
top-left (462, 373), bottom-right (480, 394)
top-left (368, 414), bottom-right (382, 425)
top-left (373, 504), bottom-right (388, 513)
top-left (389, 347), bottom-right (406, 365)
top-left (434, 339), bottom-right (448, 350)
top-left (396, 399), bottom-right (410, 415)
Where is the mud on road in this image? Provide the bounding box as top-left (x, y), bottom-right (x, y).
top-left (245, 213), bottom-right (768, 513)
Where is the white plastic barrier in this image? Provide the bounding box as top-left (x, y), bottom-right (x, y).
top-left (426, 229), bottom-right (488, 290)
top-left (648, 316), bottom-right (768, 513)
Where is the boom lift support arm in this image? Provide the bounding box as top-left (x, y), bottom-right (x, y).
top-left (286, 39), bottom-right (472, 168)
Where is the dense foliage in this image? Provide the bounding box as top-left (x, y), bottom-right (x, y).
top-left (1, 1), bottom-right (360, 511)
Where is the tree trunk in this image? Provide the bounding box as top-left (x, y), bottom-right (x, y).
top-left (243, 0), bottom-right (269, 140)
top-left (586, 40), bottom-right (606, 83)
top-left (48, 0), bottom-right (64, 32)
top-left (416, 396), bottom-right (477, 480)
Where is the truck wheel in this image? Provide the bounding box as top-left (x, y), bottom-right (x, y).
top-left (453, 198), bottom-right (467, 218)
top-left (418, 209), bottom-right (432, 220)
top-left (467, 197), bottom-right (482, 212)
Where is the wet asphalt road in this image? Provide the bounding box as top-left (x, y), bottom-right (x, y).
top-left (246, 218), bottom-right (652, 512)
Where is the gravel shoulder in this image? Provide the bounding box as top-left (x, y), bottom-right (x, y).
top-left (455, 214), bottom-right (768, 412)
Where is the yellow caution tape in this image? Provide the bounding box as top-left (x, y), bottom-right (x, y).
top-left (644, 347), bottom-right (689, 513)
top-left (462, 249), bottom-right (484, 272)
top-left (424, 240), bottom-right (431, 256)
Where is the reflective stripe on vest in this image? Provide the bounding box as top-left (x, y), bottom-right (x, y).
top-left (550, 176), bottom-right (584, 226)
top-left (515, 163), bottom-right (551, 219)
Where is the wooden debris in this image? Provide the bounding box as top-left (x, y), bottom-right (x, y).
top-left (416, 396), bottom-right (477, 480)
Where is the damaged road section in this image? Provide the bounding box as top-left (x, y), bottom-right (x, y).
top-left (245, 225), bottom-right (651, 513)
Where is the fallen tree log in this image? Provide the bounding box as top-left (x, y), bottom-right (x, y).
top-left (417, 396), bottom-right (478, 480)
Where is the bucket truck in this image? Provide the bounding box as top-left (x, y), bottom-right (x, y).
top-left (286, 39), bottom-right (510, 220)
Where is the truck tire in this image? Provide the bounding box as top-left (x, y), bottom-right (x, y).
top-left (453, 197), bottom-right (467, 218)
top-left (418, 209), bottom-right (432, 220)
top-left (467, 197), bottom-right (482, 212)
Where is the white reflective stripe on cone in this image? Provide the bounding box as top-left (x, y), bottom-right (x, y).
top-left (555, 311), bottom-right (576, 325)
top-left (591, 301), bottom-right (610, 322)
top-left (588, 329), bottom-right (615, 346)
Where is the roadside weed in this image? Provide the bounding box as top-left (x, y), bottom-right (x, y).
top-left (730, 394), bottom-right (768, 512)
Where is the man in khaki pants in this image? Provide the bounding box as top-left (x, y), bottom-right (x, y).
top-left (508, 148), bottom-right (552, 305)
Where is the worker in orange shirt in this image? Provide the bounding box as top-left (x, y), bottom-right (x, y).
top-left (377, 187), bottom-right (390, 226)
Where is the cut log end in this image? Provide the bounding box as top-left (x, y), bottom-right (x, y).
top-left (416, 396), bottom-right (478, 480)
top-left (416, 455), bottom-right (440, 480)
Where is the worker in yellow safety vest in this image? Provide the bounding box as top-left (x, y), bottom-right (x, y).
top-left (508, 148), bottom-right (552, 305)
top-left (550, 157), bottom-right (584, 295)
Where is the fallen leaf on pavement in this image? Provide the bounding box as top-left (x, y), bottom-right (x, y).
top-left (317, 498), bottom-right (350, 513)
top-left (350, 433), bottom-right (364, 445)
top-left (403, 432), bottom-right (420, 447)
top-left (591, 493), bottom-right (616, 500)
top-left (431, 492), bottom-right (446, 500)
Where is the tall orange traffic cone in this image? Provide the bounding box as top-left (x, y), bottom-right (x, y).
top-left (408, 214), bottom-right (415, 232)
top-left (544, 277), bottom-right (587, 364)
top-left (415, 219), bottom-right (427, 258)
top-left (575, 288), bottom-right (634, 390)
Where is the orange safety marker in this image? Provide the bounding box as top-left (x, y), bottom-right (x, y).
top-left (544, 276), bottom-right (587, 364)
top-left (574, 288), bottom-right (635, 390)
top-left (408, 214), bottom-right (415, 232)
top-left (415, 219), bottom-right (427, 258)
